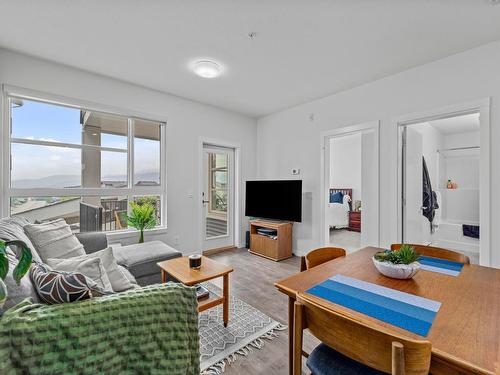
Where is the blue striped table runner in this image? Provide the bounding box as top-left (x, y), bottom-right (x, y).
top-left (418, 256), bottom-right (464, 276)
top-left (306, 274), bottom-right (441, 336)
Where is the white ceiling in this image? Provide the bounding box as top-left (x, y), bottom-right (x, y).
top-left (1, 1), bottom-right (500, 118)
top-left (429, 113), bottom-right (480, 135)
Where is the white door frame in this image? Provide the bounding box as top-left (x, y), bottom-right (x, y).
top-left (197, 137), bottom-right (241, 251)
top-left (394, 98), bottom-right (491, 266)
top-left (320, 121), bottom-right (380, 248)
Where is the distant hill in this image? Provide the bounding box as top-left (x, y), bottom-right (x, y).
top-left (12, 171), bottom-right (159, 189)
top-left (12, 175), bottom-right (81, 189)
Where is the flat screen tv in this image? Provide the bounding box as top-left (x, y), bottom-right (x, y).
top-left (245, 180), bottom-right (302, 222)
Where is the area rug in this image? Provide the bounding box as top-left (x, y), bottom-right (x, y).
top-left (199, 283), bottom-right (286, 374)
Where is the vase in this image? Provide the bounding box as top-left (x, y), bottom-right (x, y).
top-left (372, 257), bottom-right (420, 279)
top-left (0, 278), bottom-right (7, 308)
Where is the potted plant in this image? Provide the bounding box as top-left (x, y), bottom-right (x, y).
top-left (127, 201), bottom-right (157, 244)
top-left (0, 239), bottom-right (33, 307)
top-left (372, 244), bottom-right (420, 279)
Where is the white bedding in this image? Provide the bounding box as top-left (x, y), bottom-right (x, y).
top-left (328, 195), bottom-right (351, 229)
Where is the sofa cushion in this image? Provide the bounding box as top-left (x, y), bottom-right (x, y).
top-left (49, 247), bottom-right (134, 292)
top-left (29, 263), bottom-right (104, 305)
top-left (307, 343), bottom-right (386, 375)
top-left (76, 232), bottom-right (108, 254)
top-left (24, 218), bottom-right (85, 262)
top-left (0, 247), bottom-right (39, 316)
top-left (118, 265), bottom-right (139, 288)
top-left (0, 216), bottom-right (42, 264)
top-left (112, 241), bottom-right (182, 280)
top-left (46, 256), bottom-right (113, 293)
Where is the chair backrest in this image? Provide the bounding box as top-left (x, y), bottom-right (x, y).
top-left (300, 247), bottom-right (346, 271)
top-left (114, 210), bottom-right (128, 230)
top-left (391, 243), bottom-right (470, 264)
top-left (296, 293), bottom-right (432, 375)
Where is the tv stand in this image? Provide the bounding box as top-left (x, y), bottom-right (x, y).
top-left (249, 220), bottom-right (293, 261)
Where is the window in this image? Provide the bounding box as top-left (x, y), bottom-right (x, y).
top-left (6, 95), bottom-right (165, 233)
top-left (208, 153), bottom-right (228, 216)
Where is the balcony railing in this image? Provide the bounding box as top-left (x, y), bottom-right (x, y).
top-left (80, 197), bottom-right (160, 232)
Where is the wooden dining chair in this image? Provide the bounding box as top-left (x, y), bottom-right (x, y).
top-left (300, 247), bottom-right (346, 272)
top-left (391, 243), bottom-right (470, 264)
top-left (294, 293), bottom-right (432, 375)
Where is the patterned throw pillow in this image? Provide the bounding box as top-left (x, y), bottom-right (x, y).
top-left (29, 263), bottom-right (105, 305)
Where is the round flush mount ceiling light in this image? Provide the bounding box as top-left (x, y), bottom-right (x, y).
top-left (193, 60), bottom-right (222, 79)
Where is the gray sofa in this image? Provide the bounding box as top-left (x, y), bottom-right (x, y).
top-left (75, 232), bottom-right (182, 285)
top-left (0, 217), bottom-right (182, 313)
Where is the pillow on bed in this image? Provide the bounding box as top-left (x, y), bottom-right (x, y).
top-left (330, 191), bottom-right (344, 204)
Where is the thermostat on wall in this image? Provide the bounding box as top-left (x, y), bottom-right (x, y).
top-left (291, 168), bottom-right (301, 175)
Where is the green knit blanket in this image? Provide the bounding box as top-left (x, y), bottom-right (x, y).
top-left (0, 283), bottom-right (200, 375)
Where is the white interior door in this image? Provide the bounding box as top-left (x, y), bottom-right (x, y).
top-left (403, 127), bottom-right (423, 244)
top-left (360, 128), bottom-right (379, 247)
top-left (202, 145), bottom-right (234, 251)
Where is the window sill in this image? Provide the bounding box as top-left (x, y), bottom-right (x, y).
top-left (106, 226), bottom-right (167, 243)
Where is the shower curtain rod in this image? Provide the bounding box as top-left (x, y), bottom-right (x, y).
top-left (437, 146), bottom-right (480, 153)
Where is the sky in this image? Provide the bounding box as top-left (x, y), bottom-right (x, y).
top-left (11, 99), bottom-right (160, 186)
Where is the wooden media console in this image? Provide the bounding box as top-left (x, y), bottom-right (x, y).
top-left (249, 220), bottom-right (293, 261)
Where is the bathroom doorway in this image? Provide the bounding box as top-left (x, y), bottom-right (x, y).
top-left (398, 102), bottom-right (490, 265)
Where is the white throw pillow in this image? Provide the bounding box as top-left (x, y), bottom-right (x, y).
top-left (48, 247), bottom-right (134, 292)
top-left (24, 218), bottom-right (85, 262)
top-left (81, 247), bottom-right (134, 292)
top-left (46, 256), bottom-right (113, 293)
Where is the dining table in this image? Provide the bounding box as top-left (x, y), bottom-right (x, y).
top-left (274, 246), bottom-right (500, 375)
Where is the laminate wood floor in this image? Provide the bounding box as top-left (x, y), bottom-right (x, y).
top-left (208, 248), bottom-right (318, 375)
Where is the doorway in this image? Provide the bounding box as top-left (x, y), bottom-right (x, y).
top-left (201, 144), bottom-right (235, 252)
top-left (321, 122), bottom-right (380, 253)
top-left (401, 112), bottom-right (481, 263)
top-left (397, 99), bottom-right (490, 266)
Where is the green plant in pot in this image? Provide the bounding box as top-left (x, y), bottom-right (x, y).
top-left (372, 244), bottom-right (420, 279)
top-left (127, 201), bottom-right (157, 244)
top-left (0, 239), bottom-right (33, 307)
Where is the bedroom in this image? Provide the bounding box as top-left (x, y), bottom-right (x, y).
top-left (324, 125), bottom-right (378, 253)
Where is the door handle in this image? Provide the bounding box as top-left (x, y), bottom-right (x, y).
top-left (202, 200), bottom-right (210, 204)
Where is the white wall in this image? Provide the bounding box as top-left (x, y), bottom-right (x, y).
top-left (256, 40), bottom-right (500, 267)
top-left (444, 130), bottom-right (480, 149)
top-left (0, 48), bottom-right (257, 254)
top-left (440, 131), bottom-right (480, 224)
top-left (412, 123), bottom-right (443, 189)
top-left (329, 133), bottom-right (361, 202)
top-left (441, 136), bottom-right (480, 191)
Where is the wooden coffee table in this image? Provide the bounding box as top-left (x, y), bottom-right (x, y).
top-left (157, 256), bottom-right (234, 327)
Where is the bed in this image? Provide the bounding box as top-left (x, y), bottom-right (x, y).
top-left (327, 188), bottom-right (352, 229)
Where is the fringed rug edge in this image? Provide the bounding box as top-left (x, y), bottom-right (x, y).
top-left (200, 322), bottom-right (287, 375)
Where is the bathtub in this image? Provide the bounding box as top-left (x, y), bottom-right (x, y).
top-left (430, 221), bottom-right (479, 264)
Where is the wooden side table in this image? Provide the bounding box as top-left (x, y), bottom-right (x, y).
top-left (348, 211), bottom-right (361, 232)
top-left (157, 256), bottom-right (233, 327)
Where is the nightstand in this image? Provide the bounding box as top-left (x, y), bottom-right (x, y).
top-left (348, 211), bottom-right (361, 232)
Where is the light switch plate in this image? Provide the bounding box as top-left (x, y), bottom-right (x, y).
top-left (173, 235), bottom-right (180, 245)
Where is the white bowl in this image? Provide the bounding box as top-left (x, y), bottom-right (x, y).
top-left (372, 258), bottom-right (420, 279)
